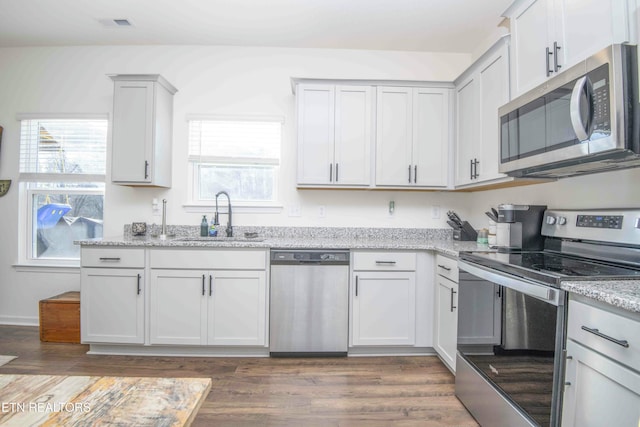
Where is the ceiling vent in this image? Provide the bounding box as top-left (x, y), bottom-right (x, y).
top-left (98, 18), bottom-right (134, 28)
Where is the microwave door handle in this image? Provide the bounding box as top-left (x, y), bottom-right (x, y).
top-left (570, 76), bottom-right (590, 141)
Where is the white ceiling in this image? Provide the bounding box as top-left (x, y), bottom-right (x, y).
top-left (0, 0), bottom-right (512, 53)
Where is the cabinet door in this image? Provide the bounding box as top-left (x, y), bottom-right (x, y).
top-left (434, 276), bottom-right (458, 372)
top-left (455, 77), bottom-right (477, 186)
top-left (334, 85), bottom-right (372, 186)
top-left (111, 81), bottom-right (154, 183)
top-left (208, 270), bottom-right (267, 346)
top-left (562, 340), bottom-right (640, 427)
top-left (351, 272), bottom-right (416, 346)
top-left (477, 47), bottom-right (509, 183)
top-left (81, 268), bottom-right (144, 344)
top-left (296, 84), bottom-right (335, 185)
top-left (510, 0), bottom-right (554, 96)
top-left (555, 0), bottom-right (631, 71)
top-left (375, 87), bottom-right (413, 186)
top-left (150, 270), bottom-right (207, 345)
top-left (457, 281), bottom-right (501, 345)
top-left (412, 88), bottom-right (449, 187)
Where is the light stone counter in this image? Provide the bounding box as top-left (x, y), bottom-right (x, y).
top-left (561, 280), bottom-right (640, 314)
top-left (76, 226), bottom-right (491, 257)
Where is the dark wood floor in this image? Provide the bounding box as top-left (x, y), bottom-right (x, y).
top-left (0, 325), bottom-right (478, 426)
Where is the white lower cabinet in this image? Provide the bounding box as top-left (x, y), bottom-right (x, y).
top-left (80, 247), bottom-right (145, 344)
top-left (562, 296), bottom-right (640, 426)
top-left (81, 267), bottom-right (145, 344)
top-left (433, 255), bottom-right (458, 372)
top-left (351, 272), bottom-right (416, 346)
top-left (351, 251), bottom-right (419, 347)
top-left (150, 269), bottom-right (267, 346)
top-left (149, 269), bottom-right (208, 345)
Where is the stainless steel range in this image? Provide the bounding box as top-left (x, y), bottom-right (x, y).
top-left (456, 208), bottom-right (640, 427)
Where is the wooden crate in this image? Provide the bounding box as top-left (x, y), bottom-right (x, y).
top-left (39, 291), bottom-right (80, 343)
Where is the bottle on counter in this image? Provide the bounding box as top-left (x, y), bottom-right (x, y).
top-left (200, 215), bottom-right (208, 237)
top-left (209, 216), bottom-right (218, 237)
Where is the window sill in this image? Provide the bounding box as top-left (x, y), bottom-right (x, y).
top-left (183, 203), bottom-right (283, 214)
top-left (13, 263), bottom-right (80, 274)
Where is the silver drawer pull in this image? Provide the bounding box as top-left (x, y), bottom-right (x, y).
top-left (99, 257), bottom-right (121, 262)
top-left (437, 264), bottom-right (452, 271)
top-left (581, 326), bottom-right (629, 348)
top-left (375, 261), bottom-right (396, 265)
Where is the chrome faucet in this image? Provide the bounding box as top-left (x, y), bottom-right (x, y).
top-left (160, 199), bottom-right (168, 240)
top-left (215, 191), bottom-right (233, 237)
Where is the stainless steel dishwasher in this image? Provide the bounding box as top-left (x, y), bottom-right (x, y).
top-left (270, 249), bottom-right (349, 356)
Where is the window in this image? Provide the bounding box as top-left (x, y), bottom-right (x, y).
top-left (18, 116), bottom-right (107, 264)
top-left (188, 117), bottom-right (282, 205)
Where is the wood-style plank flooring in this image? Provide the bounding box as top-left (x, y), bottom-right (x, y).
top-left (0, 326), bottom-right (478, 426)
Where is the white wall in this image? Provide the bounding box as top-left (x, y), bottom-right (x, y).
top-left (466, 168), bottom-right (640, 229)
top-left (0, 45), bottom-right (472, 324)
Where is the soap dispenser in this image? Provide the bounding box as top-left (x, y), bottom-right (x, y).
top-left (200, 215), bottom-right (208, 237)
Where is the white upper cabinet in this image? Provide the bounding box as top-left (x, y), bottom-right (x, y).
top-left (376, 86), bottom-right (451, 188)
top-left (110, 74), bottom-right (177, 188)
top-left (296, 84), bottom-right (372, 187)
top-left (455, 38), bottom-right (510, 188)
top-left (507, 0), bottom-right (633, 97)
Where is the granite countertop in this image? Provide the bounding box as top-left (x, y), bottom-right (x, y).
top-left (561, 280), bottom-right (640, 314)
top-left (76, 235), bottom-right (489, 257)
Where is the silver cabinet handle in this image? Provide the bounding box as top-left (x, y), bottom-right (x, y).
top-left (144, 160), bottom-right (150, 179)
top-left (335, 163), bottom-right (339, 182)
top-left (209, 275), bottom-right (213, 296)
top-left (554, 41), bottom-right (562, 72)
top-left (408, 165), bottom-right (412, 183)
top-left (99, 257), bottom-right (121, 261)
top-left (202, 274), bottom-right (206, 296)
top-left (581, 326), bottom-right (629, 348)
top-left (450, 288), bottom-right (457, 312)
top-left (546, 46), bottom-right (553, 77)
top-left (414, 165), bottom-right (417, 184)
top-left (329, 163), bottom-right (333, 182)
top-left (137, 273), bottom-right (141, 295)
top-left (375, 261), bottom-right (397, 265)
top-left (437, 264), bottom-right (451, 271)
top-left (355, 275), bottom-right (359, 297)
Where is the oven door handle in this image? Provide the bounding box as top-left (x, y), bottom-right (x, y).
top-left (458, 260), bottom-right (560, 305)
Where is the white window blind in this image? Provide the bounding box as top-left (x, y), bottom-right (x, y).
top-left (187, 117), bottom-right (282, 204)
top-left (19, 118), bottom-right (108, 181)
top-left (188, 119), bottom-right (281, 165)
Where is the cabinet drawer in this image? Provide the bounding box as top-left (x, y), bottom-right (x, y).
top-left (568, 299), bottom-right (640, 373)
top-left (435, 254), bottom-right (458, 282)
top-left (81, 247), bottom-right (145, 268)
top-left (352, 251), bottom-right (416, 271)
top-left (150, 249), bottom-right (267, 270)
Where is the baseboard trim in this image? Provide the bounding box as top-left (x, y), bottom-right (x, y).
top-left (0, 316), bottom-right (39, 326)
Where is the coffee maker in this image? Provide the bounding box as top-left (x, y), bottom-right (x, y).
top-left (496, 204), bottom-right (547, 251)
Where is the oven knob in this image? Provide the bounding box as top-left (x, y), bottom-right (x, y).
top-left (546, 216), bottom-right (557, 225)
top-left (558, 216), bottom-right (567, 225)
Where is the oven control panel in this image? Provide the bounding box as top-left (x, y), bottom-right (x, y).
top-left (576, 214), bottom-right (623, 229)
top-left (542, 209), bottom-right (640, 246)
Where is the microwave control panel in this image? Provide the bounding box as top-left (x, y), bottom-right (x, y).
top-left (589, 64), bottom-right (611, 136)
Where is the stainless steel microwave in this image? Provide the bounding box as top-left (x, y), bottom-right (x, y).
top-left (499, 44), bottom-right (640, 178)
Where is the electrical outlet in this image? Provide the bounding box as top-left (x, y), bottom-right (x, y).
top-left (432, 205), bottom-right (441, 219)
top-left (152, 198), bottom-right (161, 216)
top-left (288, 205), bottom-right (301, 217)
top-left (318, 205), bottom-right (326, 218)
top-left (389, 201), bottom-right (395, 216)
